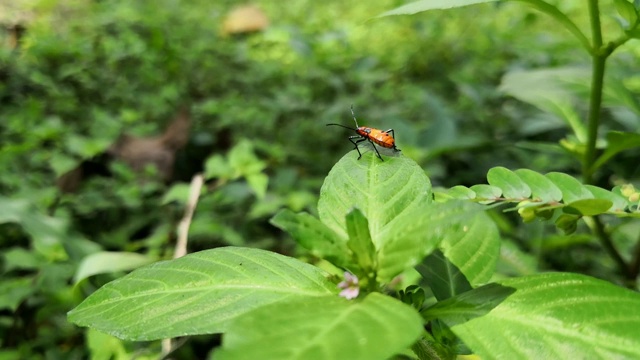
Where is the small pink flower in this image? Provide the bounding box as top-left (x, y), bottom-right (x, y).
top-left (338, 272), bottom-right (359, 300)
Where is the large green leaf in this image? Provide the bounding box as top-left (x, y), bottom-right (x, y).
top-left (68, 247), bottom-right (337, 340)
top-left (318, 152), bottom-right (437, 282)
top-left (270, 209), bottom-right (350, 267)
top-left (438, 210), bottom-right (500, 285)
top-left (378, 1), bottom-right (590, 52)
top-left (318, 152), bottom-right (432, 247)
top-left (376, 201), bottom-right (483, 282)
top-left (378, 0), bottom-right (496, 16)
top-left (499, 67), bottom-right (589, 141)
top-left (214, 293), bottom-right (423, 360)
top-left (452, 273), bottom-right (640, 359)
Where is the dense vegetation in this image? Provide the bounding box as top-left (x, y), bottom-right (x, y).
top-left (1, 0), bottom-right (639, 359)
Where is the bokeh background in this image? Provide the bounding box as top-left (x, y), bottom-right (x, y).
top-left (1, 0), bottom-right (639, 358)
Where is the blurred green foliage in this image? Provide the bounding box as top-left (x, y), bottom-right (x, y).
top-left (1, 0), bottom-right (639, 358)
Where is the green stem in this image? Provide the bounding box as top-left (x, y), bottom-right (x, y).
top-left (592, 216), bottom-right (630, 280)
top-left (630, 232), bottom-right (640, 279)
top-left (582, 0), bottom-right (634, 282)
top-left (583, 0), bottom-right (604, 184)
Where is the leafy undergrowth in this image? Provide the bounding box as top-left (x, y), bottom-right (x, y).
top-left (68, 152), bottom-right (640, 359)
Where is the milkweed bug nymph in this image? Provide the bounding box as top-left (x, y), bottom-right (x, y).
top-left (326, 106), bottom-right (400, 161)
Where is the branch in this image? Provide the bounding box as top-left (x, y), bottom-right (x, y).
top-left (162, 173), bottom-right (205, 356)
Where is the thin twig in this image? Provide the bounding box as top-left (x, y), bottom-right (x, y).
top-left (161, 173), bottom-right (205, 357)
top-left (174, 173), bottom-right (205, 258)
top-left (629, 232), bottom-right (640, 280)
top-left (591, 216), bottom-right (630, 280)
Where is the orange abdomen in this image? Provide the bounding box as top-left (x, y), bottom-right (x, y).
top-left (357, 127), bottom-right (395, 148)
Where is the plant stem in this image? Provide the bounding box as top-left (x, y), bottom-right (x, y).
top-left (583, 0), bottom-right (634, 282)
top-left (583, 0), bottom-right (604, 184)
top-left (592, 216), bottom-right (630, 280)
top-left (630, 231), bottom-right (640, 279)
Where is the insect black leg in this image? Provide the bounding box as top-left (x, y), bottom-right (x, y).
top-left (368, 139), bottom-right (384, 161)
top-left (348, 136), bottom-right (367, 159)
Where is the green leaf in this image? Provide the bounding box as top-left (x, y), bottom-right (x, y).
top-left (378, 0), bottom-right (496, 17)
top-left (592, 131), bottom-right (640, 172)
top-left (67, 247), bottom-right (337, 340)
top-left (446, 185), bottom-right (476, 199)
top-left (514, 169), bottom-right (563, 203)
top-left (228, 139), bottom-right (266, 176)
top-left (0, 277), bottom-right (36, 311)
top-left (270, 209), bottom-right (350, 267)
top-left (614, 0), bottom-right (639, 28)
top-left (161, 182), bottom-right (192, 205)
top-left (318, 152), bottom-right (432, 247)
top-left (247, 173), bottom-right (268, 199)
top-left (487, 167), bottom-right (531, 199)
top-left (0, 197), bottom-right (67, 261)
top-left (73, 252), bottom-right (156, 284)
top-left (317, 152), bottom-right (434, 282)
top-left (86, 328), bottom-right (131, 360)
top-left (421, 283), bottom-right (516, 327)
top-left (345, 208), bottom-right (377, 272)
top-left (204, 154), bottom-right (233, 180)
top-left (563, 199), bottom-right (613, 216)
top-left (545, 172), bottom-right (593, 203)
top-left (65, 134), bottom-right (113, 159)
top-left (499, 67), bottom-right (589, 141)
top-left (214, 293), bottom-right (424, 360)
top-left (469, 184), bottom-right (502, 203)
top-left (555, 213), bottom-right (580, 234)
top-left (585, 185), bottom-right (629, 212)
top-left (2, 247), bottom-right (41, 272)
top-left (438, 210), bottom-right (500, 285)
top-left (376, 201), bottom-right (483, 282)
top-left (417, 250), bottom-right (472, 301)
top-left (497, 241), bottom-right (538, 276)
top-left (381, 0), bottom-right (591, 52)
top-left (452, 273), bottom-right (640, 359)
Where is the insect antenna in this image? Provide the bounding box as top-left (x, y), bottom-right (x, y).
top-left (350, 104), bottom-right (360, 127)
top-left (326, 123), bottom-right (357, 131)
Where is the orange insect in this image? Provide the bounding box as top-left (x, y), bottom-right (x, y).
top-left (326, 106), bottom-right (400, 161)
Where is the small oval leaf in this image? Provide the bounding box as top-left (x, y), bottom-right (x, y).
top-left (514, 169), bottom-right (562, 203)
top-left (487, 167), bottom-right (532, 199)
top-left (469, 184), bottom-right (502, 203)
top-left (545, 172), bottom-right (593, 203)
top-left (585, 185), bottom-right (629, 213)
top-left (563, 199), bottom-right (614, 216)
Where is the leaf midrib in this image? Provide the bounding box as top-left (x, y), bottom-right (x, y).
top-left (79, 284), bottom-right (335, 307)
